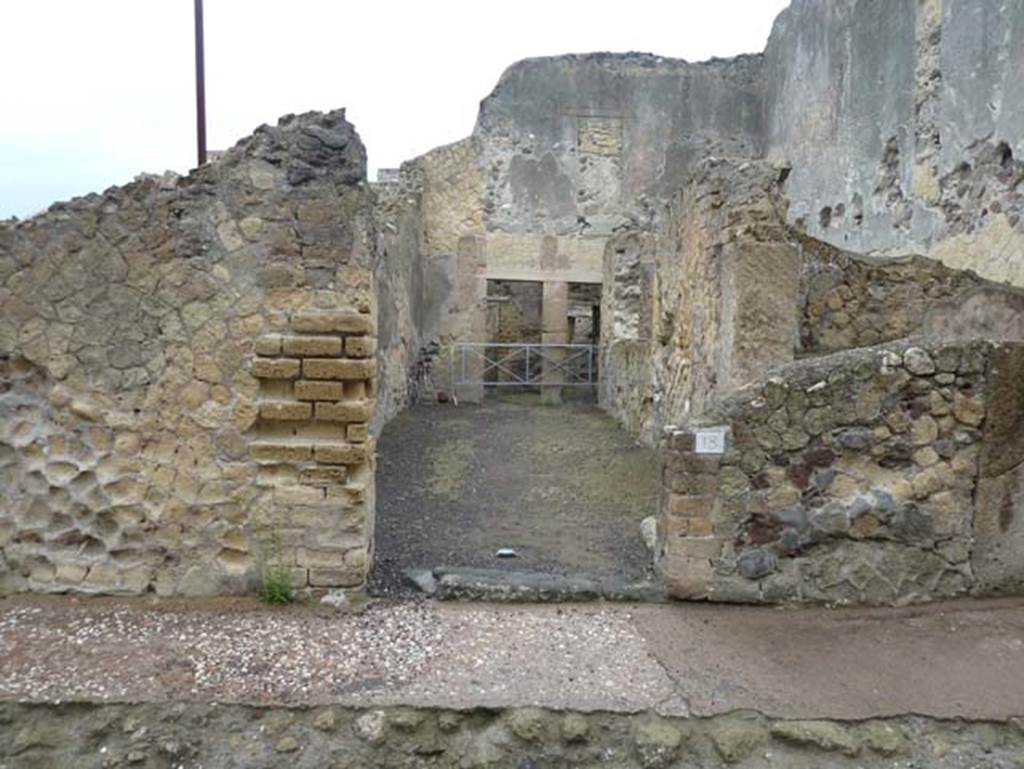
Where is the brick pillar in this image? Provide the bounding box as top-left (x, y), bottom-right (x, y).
top-left (248, 307), bottom-right (377, 592)
top-left (657, 429), bottom-right (725, 599)
top-left (541, 280), bottom-right (570, 405)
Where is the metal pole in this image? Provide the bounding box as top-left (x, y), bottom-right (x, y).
top-left (194, 0), bottom-right (207, 167)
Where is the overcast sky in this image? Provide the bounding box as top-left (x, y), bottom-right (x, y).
top-left (1, 0), bottom-right (790, 219)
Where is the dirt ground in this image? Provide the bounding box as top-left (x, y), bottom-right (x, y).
top-left (370, 394), bottom-right (659, 596)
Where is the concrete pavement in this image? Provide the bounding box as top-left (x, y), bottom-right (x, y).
top-left (1, 595), bottom-right (1022, 721)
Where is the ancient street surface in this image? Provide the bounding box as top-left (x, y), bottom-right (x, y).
top-left (2, 595), bottom-right (1023, 721)
top-left (372, 397), bottom-right (659, 596)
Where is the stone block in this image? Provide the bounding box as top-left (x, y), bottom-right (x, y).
top-left (292, 310), bottom-right (374, 335)
top-left (662, 514), bottom-right (717, 540)
top-left (953, 392), bottom-right (985, 427)
top-left (972, 463), bottom-right (1024, 593)
top-left (670, 453), bottom-right (723, 475)
top-left (308, 567), bottom-right (363, 587)
top-left (258, 401), bottom-right (312, 421)
top-left (686, 517), bottom-right (715, 537)
top-left (276, 506), bottom-right (343, 530)
top-left (327, 483), bottom-right (367, 505)
top-left (295, 380), bottom-right (345, 401)
top-left (252, 357), bottom-right (301, 380)
top-left (257, 464), bottom-right (299, 487)
top-left (314, 400), bottom-right (374, 423)
top-left (314, 442), bottom-right (369, 465)
top-left (303, 358), bottom-right (375, 381)
top-left (345, 336), bottom-right (376, 358)
top-left (274, 485), bottom-right (326, 506)
top-left (83, 563), bottom-right (120, 590)
top-left (286, 567), bottom-right (309, 588)
top-left (250, 442), bottom-right (313, 463)
top-left (345, 380), bottom-right (367, 399)
top-left (347, 423), bottom-right (369, 443)
top-left (298, 548), bottom-right (346, 569)
top-left (55, 562), bottom-right (88, 584)
top-left (254, 335), bottom-right (282, 356)
top-left (661, 553), bottom-right (715, 600)
top-left (665, 469), bottom-right (719, 495)
top-left (300, 467), bottom-right (348, 486)
top-left (668, 494), bottom-right (717, 518)
top-left (282, 335), bottom-right (343, 357)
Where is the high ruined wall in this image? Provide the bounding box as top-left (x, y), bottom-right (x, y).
top-left (603, 158), bottom-right (1024, 444)
top-left (765, 0), bottom-right (1024, 286)
top-left (477, 52), bottom-right (764, 236)
top-left (0, 111), bottom-right (379, 595)
top-left (601, 159), bottom-right (802, 444)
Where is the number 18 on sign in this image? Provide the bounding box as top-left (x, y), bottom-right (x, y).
top-left (694, 427), bottom-right (728, 455)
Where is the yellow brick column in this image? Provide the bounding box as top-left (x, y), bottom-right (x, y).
top-left (541, 280), bottom-right (570, 405)
top-left (248, 307), bottom-right (377, 592)
top-left (657, 428), bottom-right (726, 599)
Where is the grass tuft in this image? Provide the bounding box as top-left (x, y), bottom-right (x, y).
top-left (259, 565), bottom-right (294, 605)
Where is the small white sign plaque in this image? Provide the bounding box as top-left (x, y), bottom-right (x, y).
top-left (694, 427), bottom-right (728, 455)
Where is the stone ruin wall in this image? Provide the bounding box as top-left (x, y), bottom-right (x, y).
top-left (635, 160), bottom-right (1024, 605)
top-left (796, 235), bottom-right (1024, 356)
top-left (0, 111), bottom-right (380, 595)
top-left (592, 148), bottom-right (1024, 605)
top-left (601, 160), bottom-right (798, 444)
top-left (474, 53), bottom-right (763, 237)
top-left (3, 0), bottom-right (1024, 604)
top-left (660, 340), bottom-right (1024, 605)
top-left (601, 157), bottom-right (1024, 445)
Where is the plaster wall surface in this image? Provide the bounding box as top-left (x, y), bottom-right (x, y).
top-left (476, 52), bottom-right (765, 237)
top-left (765, 0), bottom-right (1024, 286)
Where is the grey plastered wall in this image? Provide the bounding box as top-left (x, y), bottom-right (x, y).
top-left (763, 0), bottom-right (1024, 286)
top-left (475, 52), bottom-right (765, 237)
top-left (763, 0), bottom-right (918, 253)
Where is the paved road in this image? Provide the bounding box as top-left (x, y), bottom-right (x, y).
top-left (2, 595), bottom-right (1022, 720)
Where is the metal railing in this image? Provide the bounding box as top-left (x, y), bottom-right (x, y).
top-left (451, 343), bottom-right (599, 387)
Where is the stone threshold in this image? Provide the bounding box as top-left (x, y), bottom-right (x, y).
top-left (405, 567), bottom-right (666, 602)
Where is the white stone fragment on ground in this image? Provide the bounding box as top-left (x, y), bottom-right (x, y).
top-left (641, 517), bottom-right (658, 552)
top-left (320, 590), bottom-right (349, 609)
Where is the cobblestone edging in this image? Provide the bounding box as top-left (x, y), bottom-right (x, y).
top-left (2, 702), bottom-right (1023, 769)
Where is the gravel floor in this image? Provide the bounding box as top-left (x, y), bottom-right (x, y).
top-left (0, 596), bottom-right (673, 713)
top-left (370, 396), bottom-right (659, 597)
